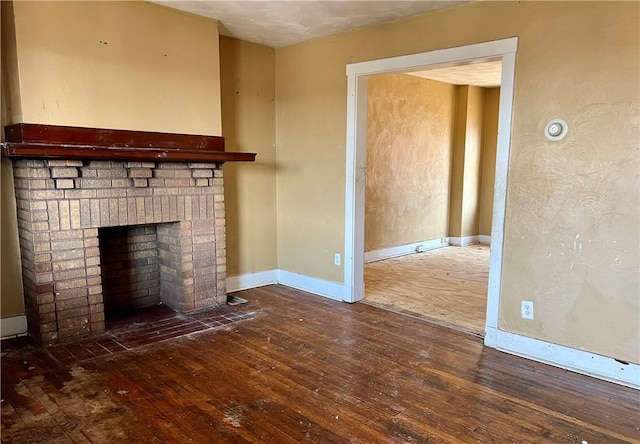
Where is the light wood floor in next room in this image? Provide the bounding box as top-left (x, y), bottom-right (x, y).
top-left (364, 245), bottom-right (490, 335)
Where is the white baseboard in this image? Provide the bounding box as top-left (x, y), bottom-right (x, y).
top-left (1, 314), bottom-right (27, 338)
top-left (277, 270), bottom-right (345, 301)
top-left (226, 270), bottom-right (278, 292)
top-left (485, 327), bottom-right (640, 389)
top-left (364, 238), bottom-right (449, 263)
top-left (479, 235), bottom-right (491, 245)
top-left (227, 269), bottom-right (346, 302)
top-left (449, 235), bottom-right (479, 247)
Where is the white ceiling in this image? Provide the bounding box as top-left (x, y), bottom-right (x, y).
top-left (408, 60), bottom-right (502, 88)
top-left (153, 1), bottom-right (471, 48)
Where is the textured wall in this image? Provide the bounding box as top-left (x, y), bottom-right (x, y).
top-left (499, 7), bottom-right (639, 362)
top-left (220, 36), bottom-right (277, 277)
top-left (479, 88), bottom-right (500, 236)
top-left (276, 1), bottom-right (639, 363)
top-left (1, 1), bottom-right (21, 124)
top-left (6, 1), bottom-right (221, 135)
top-left (1, 159), bottom-right (24, 318)
top-left (449, 86), bottom-right (467, 237)
top-left (449, 85), bottom-right (487, 238)
top-left (365, 74), bottom-right (454, 251)
top-left (461, 86), bottom-right (485, 236)
top-left (1, 39), bottom-right (25, 318)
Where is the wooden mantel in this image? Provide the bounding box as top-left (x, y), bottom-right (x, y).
top-left (1, 124), bottom-right (256, 163)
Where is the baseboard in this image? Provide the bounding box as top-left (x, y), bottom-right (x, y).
top-left (449, 235), bottom-right (479, 247)
top-left (277, 270), bottom-right (345, 302)
top-left (485, 327), bottom-right (640, 389)
top-left (226, 268), bottom-right (346, 302)
top-left (364, 238), bottom-right (449, 263)
top-left (226, 270), bottom-right (278, 293)
top-left (1, 314), bottom-right (28, 339)
top-left (479, 235), bottom-right (491, 245)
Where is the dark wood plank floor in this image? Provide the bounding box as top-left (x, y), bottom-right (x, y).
top-left (2, 285), bottom-right (639, 443)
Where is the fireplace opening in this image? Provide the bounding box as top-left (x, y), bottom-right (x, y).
top-left (99, 224), bottom-right (162, 321)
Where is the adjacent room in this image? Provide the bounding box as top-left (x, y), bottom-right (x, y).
top-left (1, 1), bottom-right (638, 442)
top-left (363, 62), bottom-right (501, 335)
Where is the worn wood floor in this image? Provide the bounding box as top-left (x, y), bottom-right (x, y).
top-left (365, 245), bottom-right (490, 335)
top-left (2, 284), bottom-right (639, 443)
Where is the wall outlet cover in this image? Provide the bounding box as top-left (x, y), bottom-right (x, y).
top-left (521, 301), bottom-right (534, 320)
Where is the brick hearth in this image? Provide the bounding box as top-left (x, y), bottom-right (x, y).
top-left (12, 159), bottom-right (227, 344)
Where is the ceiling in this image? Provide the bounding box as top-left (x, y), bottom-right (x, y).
top-left (408, 60), bottom-right (502, 88)
top-left (153, 1), bottom-right (497, 87)
top-left (153, 1), bottom-right (471, 48)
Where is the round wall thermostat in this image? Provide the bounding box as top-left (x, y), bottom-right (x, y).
top-left (544, 118), bottom-right (568, 141)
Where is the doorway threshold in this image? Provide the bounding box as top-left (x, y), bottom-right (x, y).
top-left (360, 299), bottom-right (484, 340)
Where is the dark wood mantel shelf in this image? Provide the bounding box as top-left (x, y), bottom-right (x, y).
top-left (1, 124), bottom-right (256, 163)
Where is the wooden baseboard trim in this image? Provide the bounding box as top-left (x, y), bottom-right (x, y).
top-left (364, 238), bottom-right (449, 263)
top-left (1, 315), bottom-right (27, 339)
top-left (226, 270), bottom-right (278, 293)
top-left (226, 269), bottom-right (346, 302)
top-left (277, 270), bottom-right (345, 301)
top-left (485, 327), bottom-right (639, 389)
top-left (479, 235), bottom-right (491, 244)
top-left (449, 235), bottom-right (479, 247)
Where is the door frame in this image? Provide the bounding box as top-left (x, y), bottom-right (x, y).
top-left (343, 38), bottom-right (518, 343)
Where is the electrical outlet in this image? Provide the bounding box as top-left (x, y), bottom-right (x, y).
top-left (521, 301), bottom-right (534, 320)
top-left (334, 253), bottom-right (341, 266)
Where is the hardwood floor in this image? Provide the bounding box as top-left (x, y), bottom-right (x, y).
top-left (2, 285), bottom-right (638, 443)
top-left (365, 245), bottom-right (490, 335)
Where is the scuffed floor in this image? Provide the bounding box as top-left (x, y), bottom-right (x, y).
top-left (2, 285), bottom-right (639, 443)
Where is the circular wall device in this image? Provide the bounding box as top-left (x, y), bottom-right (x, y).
top-left (544, 118), bottom-right (568, 141)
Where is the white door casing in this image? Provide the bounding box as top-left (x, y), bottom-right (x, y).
top-left (342, 38), bottom-right (519, 341)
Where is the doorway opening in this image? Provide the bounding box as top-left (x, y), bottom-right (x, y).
top-left (362, 63), bottom-right (501, 335)
top-left (343, 38), bottom-right (517, 345)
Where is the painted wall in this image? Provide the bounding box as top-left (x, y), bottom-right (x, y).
top-left (0, 1), bottom-right (223, 320)
top-left (365, 74), bottom-right (454, 251)
top-left (275, 1), bottom-right (639, 363)
top-left (448, 86), bottom-right (468, 238)
top-left (461, 86), bottom-right (485, 237)
top-left (6, 1), bottom-right (221, 135)
top-left (449, 85), bottom-right (487, 238)
top-left (479, 88), bottom-right (500, 236)
top-left (0, 160), bottom-right (23, 318)
top-left (220, 36), bottom-right (278, 277)
top-left (1, 61), bottom-right (25, 318)
top-left (1, 1), bottom-right (21, 124)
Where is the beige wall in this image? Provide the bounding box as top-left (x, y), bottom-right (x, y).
top-left (365, 74), bottom-right (454, 251)
top-left (7, 1), bottom-right (221, 135)
top-left (448, 86), bottom-right (467, 237)
top-left (276, 1), bottom-right (639, 363)
top-left (1, 1), bottom-right (21, 124)
top-left (1, 55), bottom-right (25, 318)
top-left (479, 88), bottom-right (500, 236)
top-left (220, 36), bottom-right (277, 276)
top-left (461, 86), bottom-right (485, 236)
top-left (0, 1), bottom-right (223, 320)
top-left (1, 157), bottom-right (25, 318)
top-left (450, 85), bottom-right (487, 238)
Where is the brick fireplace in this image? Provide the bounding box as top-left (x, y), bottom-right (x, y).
top-left (3, 124), bottom-right (255, 345)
